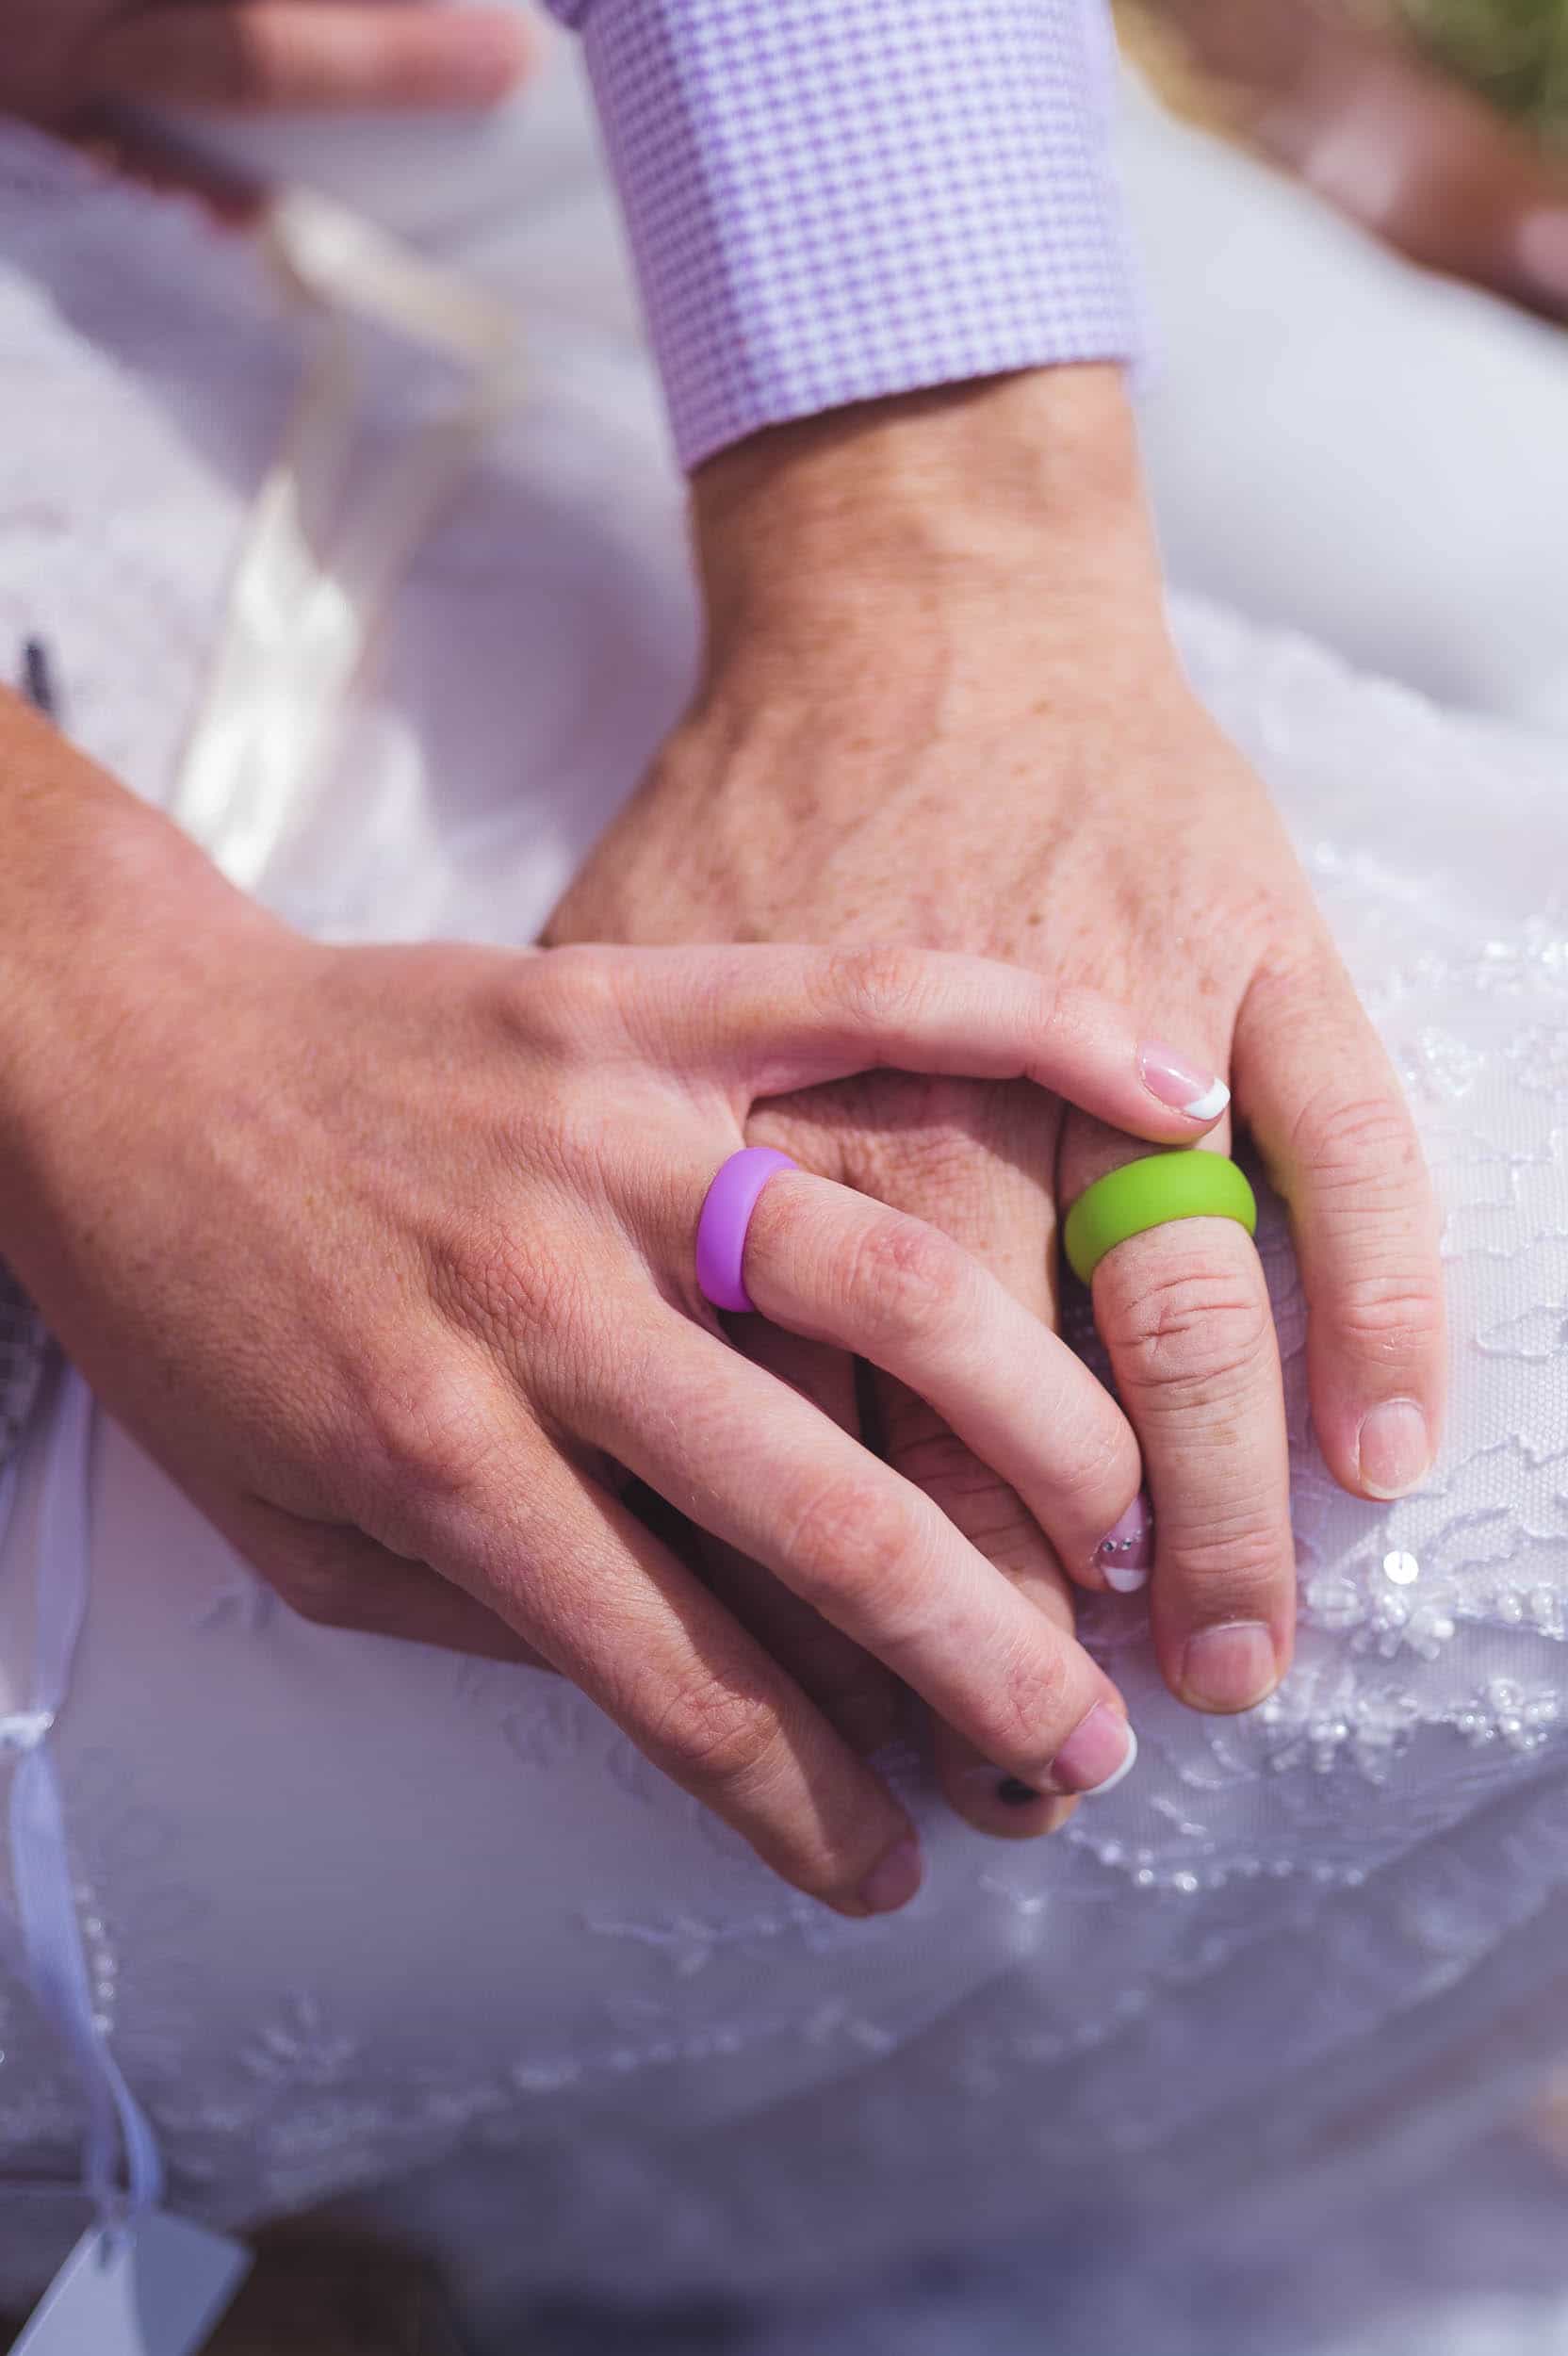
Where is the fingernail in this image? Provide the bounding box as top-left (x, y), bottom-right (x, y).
top-left (1095, 1492), bottom-right (1153, 1592)
top-left (1048, 1705), bottom-right (1138, 1795)
top-left (1517, 208), bottom-right (1568, 301)
top-left (986, 1775), bottom-right (1073, 1831)
top-left (1139, 1040), bottom-right (1231, 1122)
top-left (441, 15), bottom-right (532, 103)
top-left (1357, 1399), bottom-right (1431, 1499)
top-left (964, 1763), bottom-right (1056, 1809)
top-left (858, 1837), bottom-right (923, 1915)
top-left (1180, 1621), bottom-right (1277, 1712)
top-left (996, 1776), bottom-right (1043, 1807)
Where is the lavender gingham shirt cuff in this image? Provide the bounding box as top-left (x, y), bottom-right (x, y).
top-left (544, 0), bottom-right (1138, 470)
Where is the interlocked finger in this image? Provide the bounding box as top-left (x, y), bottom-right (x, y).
top-left (694, 1325), bottom-right (905, 1758)
top-left (740, 1170), bottom-right (1144, 1580)
top-left (749, 1073), bottom-right (1138, 1836)
top-left (580, 1311), bottom-right (1135, 1798)
top-left (1060, 1117), bottom-right (1294, 1716)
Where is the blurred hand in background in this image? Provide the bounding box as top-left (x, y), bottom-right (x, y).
top-left (1, 0), bottom-right (534, 121)
top-left (1130, 0), bottom-right (1568, 323)
top-left (0, 0), bottom-right (536, 211)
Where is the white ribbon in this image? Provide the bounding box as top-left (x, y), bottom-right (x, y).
top-left (1, 191), bottom-right (522, 2239)
top-left (0, 1372), bottom-right (163, 2223)
top-left (169, 188), bottom-right (528, 889)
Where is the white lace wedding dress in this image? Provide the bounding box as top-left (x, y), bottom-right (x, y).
top-left (0, 41), bottom-right (1566, 2356)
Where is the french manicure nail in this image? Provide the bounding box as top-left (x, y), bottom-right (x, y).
top-left (1048, 1705), bottom-right (1138, 1796)
top-left (858, 1837), bottom-right (923, 1915)
top-left (1357, 1398), bottom-right (1431, 1499)
top-left (1180, 1621), bottom-right (1276, 1712)
top-left (1139, 1040), bottom-right (1231, 1122)
top-left (1096, 1492), bottom-right (1153, 1592)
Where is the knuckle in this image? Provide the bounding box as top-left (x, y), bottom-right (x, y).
top-left (652, 1677), bottom-right (788, 1793)
top-left (1162, 1508), bottom-right (1287, 1609)
top-left (355, 1359), bottom-right (501, 1509)
top-left (1331, 1272), bottom-right (1446, 1366)
top-left (843, 1210), bottom-right (969, 1343)
top-left (436, 1216), bottom-right (592, 1371)
top-left (1102, 1260), bottom-right (1274, 1403)
top-left (512, 946), bottom-right (629, 1060)
top-left (469, 1229), bottom-right (561, 1335)
top-left (1044, 1414), bottom-right (1136, 1512)
top-left (1292, 1087), bottom-right (1419, 1193)
top-left (780, 1471), bottom-right (921, 1623)
top-left (980, 1630), bottom-right (1072, 1766)
top-left (533, 941), bottom-right (612, 1001)
top-left (823, 944), bottom-right (930, 1035)
top-left (1033, 975), bottom-right (1087, 1053)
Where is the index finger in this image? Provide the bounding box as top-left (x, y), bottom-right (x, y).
top-left (582, 942), bottom-right (1234, 1142)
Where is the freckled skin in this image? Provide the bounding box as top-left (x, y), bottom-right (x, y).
top-left (2, 668), bottom-right (1184, 1903)
top-left (549, 364), bottom-right (1445, 1825)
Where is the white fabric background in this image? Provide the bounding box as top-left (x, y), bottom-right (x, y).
top-left (0, 42), bottom-right (1564, 2355)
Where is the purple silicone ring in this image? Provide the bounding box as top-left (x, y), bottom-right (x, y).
top-left (695, 1148), bottom-right (798, 1314)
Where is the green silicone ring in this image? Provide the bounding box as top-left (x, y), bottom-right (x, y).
top-left (1063, 1151), bottom-right (1258, 1285)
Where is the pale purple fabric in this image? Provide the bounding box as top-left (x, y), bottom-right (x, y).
top-left (544, 1), bottom-right (1138, 469)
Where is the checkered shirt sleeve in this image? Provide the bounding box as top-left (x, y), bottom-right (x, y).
top-left (544, 0), bottom-right (1139, 469)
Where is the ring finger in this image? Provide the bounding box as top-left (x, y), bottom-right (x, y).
top-left (1057, 1109), bottom-right (1295, 1715)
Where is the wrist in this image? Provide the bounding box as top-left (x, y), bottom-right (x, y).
top-left (0, 699), bottom-right (276, 1210)
top-left (691, 366), bottom-right (1168, 658)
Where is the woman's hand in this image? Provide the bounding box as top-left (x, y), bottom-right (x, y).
top-left (2, 0), bottom-right (533, 203)
top-left (3, 0), bottom-right (534, 221)
top-left (0, 707), bottom-right (1227, 1910)
top-left (547, 366), bottom-right (1447, 1832)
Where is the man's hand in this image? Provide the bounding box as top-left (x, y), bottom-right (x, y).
top-left (548, 365), bottom-right (1446, 1836)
